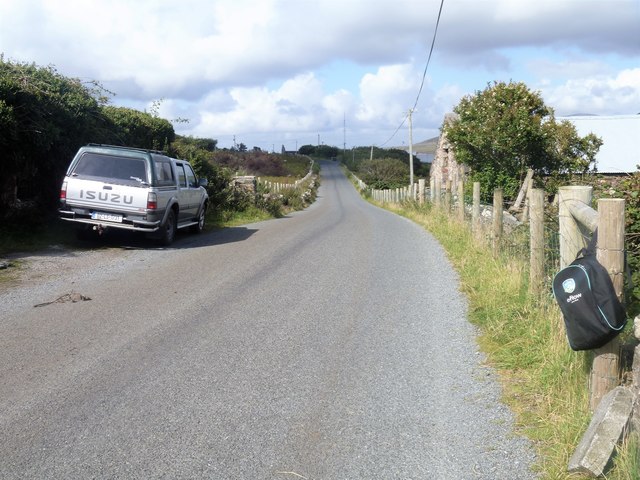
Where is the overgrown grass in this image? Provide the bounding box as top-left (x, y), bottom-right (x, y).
top-left (207, 205), bottom-right (274, 228)
top-left (610, 434), bottom-right (640, 480)
top-left (379, 201), bottom-right (637, 480)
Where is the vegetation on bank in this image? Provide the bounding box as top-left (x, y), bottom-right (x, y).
top-left (340, 145), bottom-right (429, 189)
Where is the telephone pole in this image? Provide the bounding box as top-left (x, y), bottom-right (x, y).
top-left (343, 113), bottom-right (346, 160)
top-left (408, 109), bottom-right (414, 186)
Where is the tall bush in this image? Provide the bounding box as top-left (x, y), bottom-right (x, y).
top-left (358, 158), bottom-right (409, 189)
top-left (0, 58), bottom-right (109, 217)
top-left (170, 136), bottom-right (232, 212)
top-left (101, 106), bottom-right (175, 151)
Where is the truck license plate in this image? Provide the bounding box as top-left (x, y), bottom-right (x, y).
top-left (92, 212), bottom-right (123, 223)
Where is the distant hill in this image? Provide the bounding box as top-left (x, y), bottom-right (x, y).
top-left (396, 136), bottom-right (439, 154)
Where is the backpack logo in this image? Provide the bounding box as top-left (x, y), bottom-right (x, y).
top-left (562, 278), bottom-right (576, 294)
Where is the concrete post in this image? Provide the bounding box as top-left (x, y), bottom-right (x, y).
top-left (529, 188), bottom-right (545, 296)
top-left (472, 182), bottom-right (481, 237)
top-left (492, 189), bottom-right (503, 257)
top-left (457, 174), bottom-right (465, 223)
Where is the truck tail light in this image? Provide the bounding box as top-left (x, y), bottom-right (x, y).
top-left (147, 192), bottom-right (157, 210)
top-left (60, 181), bottom-right (67, 200)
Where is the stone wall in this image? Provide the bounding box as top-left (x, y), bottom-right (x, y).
top-left (430, 112), bottom-right (466, 193)
top-left (232, 176), bottom-right (257, 194)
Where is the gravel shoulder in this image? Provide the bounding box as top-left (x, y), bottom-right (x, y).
top-left (0, 244), bottom-right (151, 311)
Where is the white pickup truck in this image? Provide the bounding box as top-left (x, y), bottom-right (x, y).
top-left (59, 144), bottom-right (209, 245)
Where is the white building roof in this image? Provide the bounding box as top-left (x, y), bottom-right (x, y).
top-left (558, 115), bottom-right (640, 174)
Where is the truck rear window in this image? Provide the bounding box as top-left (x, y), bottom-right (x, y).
top-left (73, 153), bottom-right (147, 182)
top-left (155, 160), bottom-right (175, 186)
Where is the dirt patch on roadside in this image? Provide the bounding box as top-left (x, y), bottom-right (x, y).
top-left (0, 245), bottom-right (128, 294)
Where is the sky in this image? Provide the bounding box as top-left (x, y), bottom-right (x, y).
top-left (0, 0), bottom-right (639, 151)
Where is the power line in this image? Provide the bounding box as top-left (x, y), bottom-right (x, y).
top-left (378, 116), bottom-right (409, 148)
top-left (378, 0), bottom-right (445, 148)
top-left (412, 0), bottom-right (444, 111)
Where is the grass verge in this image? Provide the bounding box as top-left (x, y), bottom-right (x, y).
top-left (379, 201), bottom-right (638, 480)
top-left (207, 206), bottom-right (275, 228)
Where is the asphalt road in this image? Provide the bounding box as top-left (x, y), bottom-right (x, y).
top-left (0, 161), bottom-right (537, 479)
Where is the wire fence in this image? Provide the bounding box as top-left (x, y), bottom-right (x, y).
top-left (356, 174), bottom-right (631, 303)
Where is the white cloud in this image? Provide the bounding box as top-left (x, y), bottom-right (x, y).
top-left (356, 64), bottom-right (420, 124)
top-left (542, 68), bottom-right (640, 115)
top-left (528, 57), bottom-right (613, 82)
top-left (1, 0), bottom-right (637, 147)
top-left (183, 73), bottom-right (334, 139)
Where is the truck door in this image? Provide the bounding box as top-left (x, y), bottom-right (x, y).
top-left (176, 162), bottom-right (200, 220)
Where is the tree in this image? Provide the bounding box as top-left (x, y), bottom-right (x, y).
top-left (316, 145), bottom-right (339, 159)
top-left (297, 144), bottom-right (339, 159)
top-left (298, 144), bottom-right (316, 155)
top-left (445, 81), bottom-right (601, 200)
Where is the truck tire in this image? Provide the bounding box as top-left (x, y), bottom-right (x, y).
top-left (159, 209), bottom-right (176, 246)
top-left (190, 205), bottom-right (206, 233)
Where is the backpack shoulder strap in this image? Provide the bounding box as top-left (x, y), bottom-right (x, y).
top-left (578, 228), bottom-right (598, 258)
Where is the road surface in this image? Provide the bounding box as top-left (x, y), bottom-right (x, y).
top-left (0, 161), bottom-right (537, 478)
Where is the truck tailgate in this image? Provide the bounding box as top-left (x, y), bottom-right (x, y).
top-left (65, 178), bottom-right (149, 213)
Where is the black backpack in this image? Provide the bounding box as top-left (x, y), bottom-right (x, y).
top-left (552, 232), bottom-right (627, 351)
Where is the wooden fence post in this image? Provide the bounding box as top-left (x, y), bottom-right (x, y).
top-left (418, 179), bottom-right (425, 205)
top-left (590, 198), bottom-right (625, 412)
top-left (510, 168), bottom-right (534, 216)
top-left (492, 188), bottom-right (503, 257)
top-left (558, 186), bottom-right (593, 268)
top-left (472, 182), bottom-right (481, 238)
top-left (529, 188), bottom-right (545, 296)
top-left (522, 175), bottom-right (533, 224)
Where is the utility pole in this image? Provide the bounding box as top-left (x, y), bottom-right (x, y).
top-left (343, 113), bottom-right (346, 161)
top-left (408, 109), bottom-right (414, 186)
